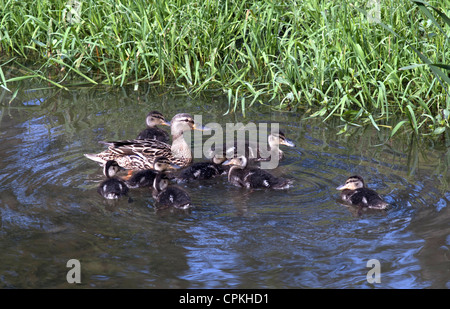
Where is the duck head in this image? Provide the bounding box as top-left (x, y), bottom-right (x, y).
top-left (103, 160), bottom-right (122, 178)
top-left (336, 175), bottom-right (365, 191)
top-left (145, 111), bottom-right (171, 128)
top-left (222, 155), bottom-right (248, 169)
top-left (170, 113), bottom-right (210, 138)
top-left (268, 130), bottom-right (296, 148)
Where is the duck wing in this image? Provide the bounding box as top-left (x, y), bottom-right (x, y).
top-left (246, 168), bottom-right (292, 189)
top-left (350, 188), bottom-right (387, 208)
top-left (100, 139), bottom-right (171, 157)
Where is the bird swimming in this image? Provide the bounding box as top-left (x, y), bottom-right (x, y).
top-left (336, 175), bottom-right (389, 209)
top-left (136, 110), bottom-right (171, 143)
top-left (173, 160), bottom-right (228, 183)
top-left (152, 166), bottom-right (191, 209)
top-left (125, 156), bottom-right (180, 188)
top-left (84, 113), bottom-right (208, 170)
top-left (223, 155), bottom-right (293, 190)
top-left (211, 130), bottom-right (295, 163)
top-left (97, 160), bottom-right (129, 199)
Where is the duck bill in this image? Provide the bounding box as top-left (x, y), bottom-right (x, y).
top-left (222, 158), bottom-right (239, 166)
top-left (169, 163), bottom-right (182, 170)
top-left (193, 124), bottom-right (212, 131)
top-left (162, 120), bottom-right (171, 126)
top-left (336, 184), bottom-right (349, 191)
top-left (222, 159), bottom-right (232, 166)
top-left (281, 138), bottom-right (296, 147)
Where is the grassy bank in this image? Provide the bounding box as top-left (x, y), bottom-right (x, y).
top-left (0, 0), bottom-right (449, 138)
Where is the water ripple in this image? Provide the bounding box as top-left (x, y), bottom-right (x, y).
top-left (0, 88), bottom-right (448, 288)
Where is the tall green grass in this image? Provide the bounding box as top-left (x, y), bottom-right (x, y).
top-left (0, 0), bottom-right (448, 138)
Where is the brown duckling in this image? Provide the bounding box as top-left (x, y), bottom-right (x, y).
top-left (173, 160), bottom-right (228, 183)
top-left (97, 160), bottom-right (129, 199)
top-left (125, 169), bottom-right (158, 188)
top-left (211, 130), bottom-right (295, 163)
top-left (125, 156), bottom-right (180, 188)
top-left (136, 111), bottom-right (171, 143)
top-left (336, 175), bottom-right (389, 209)
top-left (152, 172), bottom-right (191, 209)
top-left (223, 155), bottom-right (293, 190)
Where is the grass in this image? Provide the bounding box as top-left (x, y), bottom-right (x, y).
top-left (0, 0), bottom-right (449, 138)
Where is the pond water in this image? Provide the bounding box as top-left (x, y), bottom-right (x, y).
top-left (0, 83), bottom-right (449, 289)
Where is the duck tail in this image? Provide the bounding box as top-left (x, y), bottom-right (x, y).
top-left (84, 153), bottom-right (106, 164)
top-left (369, 200), bottom-right (390, 210)
top-left (275, 178), bottom-right (294, 190)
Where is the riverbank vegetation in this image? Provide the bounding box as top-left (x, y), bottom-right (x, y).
top-left (0, 0), bottom-right (449, 138)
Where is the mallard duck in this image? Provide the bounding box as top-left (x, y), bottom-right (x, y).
top-left (223, 155), bottom-right (293, 190)
top-left (336, 175), bottom-right (389, 209)
top-left (97, 160), bottom-right (129, 199)
top-left (211, 130), bottom-right (295, 163)
top-left (173, 160), bottom-right (228, 183)
top-left (152, 172), bottom-right (191, 209)
top-left (125, 157), bottom-right (180, 188)
top-left (136, 111), bottom-right (171, 143)
top-left (85, 113), bottom-right (208, 170)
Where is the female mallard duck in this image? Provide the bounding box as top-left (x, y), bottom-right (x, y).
top-left (152, 171), bottom-right (191, 209)
top-left (211, 130), bottom-right (295, 163)
top-left (85, 113), bottom-right (207, 170)
top-left (136, 111), bottom-right (171, 143)
top-left (173, 160), bottom-right (228, 183)
top-left (97, 160), bottom-right (129, 199)
top-left (223, 155), bottom-right (293, 190)
top-left (336, 175), bottom-right (389, 209)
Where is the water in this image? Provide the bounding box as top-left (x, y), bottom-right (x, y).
top-left (0, 84), bottom-right (448, 289)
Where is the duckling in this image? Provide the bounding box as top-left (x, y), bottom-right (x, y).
top-left (136, 111), bottom-right (171, 143)
top-left (85, 113), bottom-right (209, 170)
top-left (125, 156), bottom-right (180, 188)
top-left (125, 169), bottom-right (158, 189)
top-left (173, 160), bottom-right (228, 183)
top-left (211, 130), bottom-right (295, 163)
top-left (152, 172), bottom-right (191, 209)
top-left (336, 175), bottom-right (389, 209)
top-left (103, 159), bottom-right (122, 178)
top-left (266, 130), bottom-right (296, 160)
top-left (223, 156), bottom-right (293, 190)
top-left (97, 160), bottom-right (129, 199)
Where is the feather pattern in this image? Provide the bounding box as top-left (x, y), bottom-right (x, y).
top-left (84, 113), bottom-right (206, 170)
